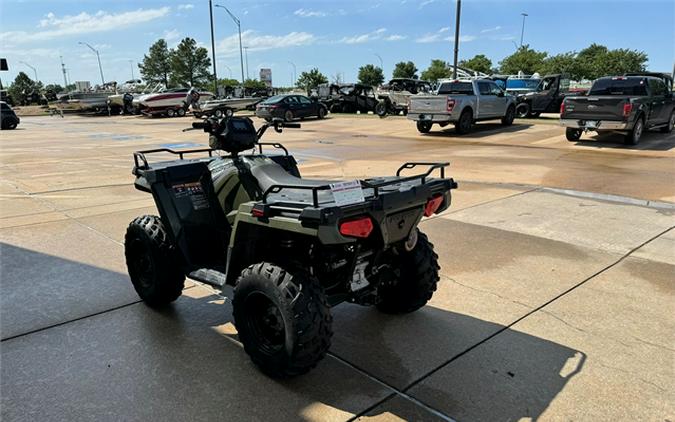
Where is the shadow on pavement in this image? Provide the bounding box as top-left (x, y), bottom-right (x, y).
top-left (423, 122), bottom-right (533, 139)
top-left (571, 131), bottom-right (674, 151)
top-left (1, 245), bottom-right (584, 421)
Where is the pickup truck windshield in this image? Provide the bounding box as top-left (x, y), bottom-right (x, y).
top-left (589, 78), bottom-right (648, 96)
top-left (437, 82), bottom-right (473, 95)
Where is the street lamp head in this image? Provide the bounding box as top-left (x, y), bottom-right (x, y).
top-left (521, 12), bottom-right (528, 16)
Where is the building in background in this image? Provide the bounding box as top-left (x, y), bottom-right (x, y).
top-left (260, 68), bottom-right (272, 88)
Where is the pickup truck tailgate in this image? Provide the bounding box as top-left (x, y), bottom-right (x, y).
top-left (409, 96), bottom-right (449, 113)
top-left (563, 96), bottom-right (628, 121)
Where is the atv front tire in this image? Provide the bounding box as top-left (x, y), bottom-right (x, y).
top-left (233, 263), bottom-right (333, 377)
top-left (376, 231), bottom-right (440, 314)
top-left (124, 215), bottom-right (185, 307)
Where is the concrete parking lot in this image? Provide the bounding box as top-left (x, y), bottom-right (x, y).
top-left (1, 114), bottom-right (674, 421)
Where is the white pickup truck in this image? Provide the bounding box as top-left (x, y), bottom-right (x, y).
top-left (407, 79), bottom-right (517, 134)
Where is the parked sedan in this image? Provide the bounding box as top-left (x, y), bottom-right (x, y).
top-left (256, 94), bottom-right (327, 121)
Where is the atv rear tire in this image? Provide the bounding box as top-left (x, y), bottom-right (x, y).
top-left (376, 231), bottom-right (440, 314)
top-left (233, 263), bottom-right (333, 377)
top-left (124, 215), bottom-right (185, 307)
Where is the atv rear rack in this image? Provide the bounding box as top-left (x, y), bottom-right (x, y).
top-left (262, 162), bottom-right (451, 208)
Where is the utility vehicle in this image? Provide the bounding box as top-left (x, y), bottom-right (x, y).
top-left (124, 116), bottom-right (457, 377)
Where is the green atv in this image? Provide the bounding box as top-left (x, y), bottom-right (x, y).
top-left (124, 116), bottom-right (457, 377)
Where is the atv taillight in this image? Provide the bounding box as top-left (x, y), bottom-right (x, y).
top-left (339, 216), bottom-right (373, 238)
top-left (424, 195), bottom-right (444, 217)
top-left (447, 99), bottom-right (456, 113)
top-left (623, 103), bottom-right (633, 118)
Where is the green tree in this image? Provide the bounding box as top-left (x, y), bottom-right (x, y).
top-left (392, 61), bottom-right (418, 79)
top-left (600, 49), bottom-right (647, 77)
top-left (7, 72), bottom-right (39, 105)
top-left (169, 37), bottom-right (212, 88)
top-left (499, 45), bottom-right (547, 75)
top-left (420, 59), bottom-right (452, 82)
top-left (459, 54), bottom-right (492, 74)
top-left (139, 39), bottom-right (172, 87)
top-left (538, 52), bottom-right (583, 80)
top-left (243, 79), bottom-right (267, 89)
top-left (295, 68), bottom-right (328, 92)
top-left (358, 64), bottom-right (385, 87)
top-left (218, 78), bottom-right (241, 87)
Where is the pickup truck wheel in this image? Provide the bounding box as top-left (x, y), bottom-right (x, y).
top-left (233, 263), bottom-right (333, 377)
top-left (375, 101), bottom-right (388, 117)
top-left (455, 110), bottom-right (473, 134)
top-left (376, 231), bottom-right (439, 314)
top-left (124, 215), bottom-right (185, 307)
top-left (566, 128), bottom-right (582, 142)
top-left (501, 105), bottom-right (515, 125)
top-left (660, 110), bottom-right (674, 133)
top-left (416, 121), bottom-right (433, 133)
top-left (516, 103), bottom-right (530, 118)
top-left (625, 117), bottom-right (644, 145)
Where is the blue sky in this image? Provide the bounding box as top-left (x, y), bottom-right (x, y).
top-left (1, 0), bottom-right (673, 88)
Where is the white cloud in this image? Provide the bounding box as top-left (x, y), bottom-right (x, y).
top-left (385, 34), bottom-right (407, 41)
top-left (2, 8), bottom-right (170, 44)
top-left (339, 28), bottom-right (388, 44)
top-left (294, 8), bottom-right (326, 17)
top-left (417, 27), bottom-right (476, 43)
top-left (163, 29), bottom-right (181, 41)
top-left (178, 4), bottom-right (194, 10)
top-left (480, 26), bottom-right (502, 33)
top-left (217, 30), bottom-right (316, 56)
top-left (419, 0), bottom-right (436, 8)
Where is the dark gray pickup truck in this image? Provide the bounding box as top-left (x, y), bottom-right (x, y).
top-left (560, 73), bottom-right (674, 144)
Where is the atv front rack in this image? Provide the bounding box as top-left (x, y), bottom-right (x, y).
top-left (262, 162), bottom-right (451, 208)
top-left (132, 144), bottom-right (290, 174)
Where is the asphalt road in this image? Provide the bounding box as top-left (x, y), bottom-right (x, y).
top-left (1, 114), bottom-right (673, 421)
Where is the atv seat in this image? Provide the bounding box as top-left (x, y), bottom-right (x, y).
top-left (252, 161), bottom-right (337, 192)
top-left (251, 161), bottom-right (337, 204)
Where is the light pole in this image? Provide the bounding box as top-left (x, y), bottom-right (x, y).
top-left (243, 46), bottom-right (250, 80)
top-left (128, 60), bottom-right (135, 80)
top-left (520, 13), bottom-right (528, 47)
top-left (78, 41), bottom-right (105, 85)
top-left (208, 0), bottom-right (218, 95)
top-left (215, 4), bottom-right (245, 85)
top-left (288, 61), bottom-right (297, 87)
top-left (19, 61), bottom-right (38, 82)
top-left (452, 0), bottom-right (462, 79)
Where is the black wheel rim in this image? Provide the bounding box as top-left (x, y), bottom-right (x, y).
top-left (244, 292), bottom-right (286, 354)
top-left (128, 239), bottom-right (154, 290)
